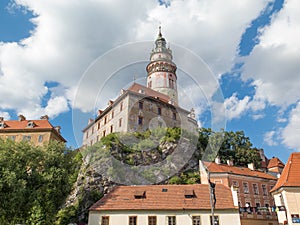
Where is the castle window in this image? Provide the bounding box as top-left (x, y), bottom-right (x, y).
top-left (139, 101), bottom-right (143, 110)
top-left (22, 135), bottom-right (31, 141)
top-left (111, 110), bottom-right (114, 119)
top-left (138, 116), bottom-right (143, 125)
top-left (172, 112), bottom-right (176, 120)
top-left (97, 122), bottom-right (100, 130)
top-left (158, 107), bottom-right (161, 115)
top-left (104, 116), bottom-right (107, 124)
top-left (119, 118), bottom-right (122, 127)
top-left (103, 130), bottom-right (106, 137)
top-left (38, 135), bottom-right (43, 143)
top-left (120, 102), bottom-right (123, 111)
top-left (110, 125), bottom-right (113, 133)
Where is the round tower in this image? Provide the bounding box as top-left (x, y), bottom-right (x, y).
top-left (146, 27), bottom-right (178, 105)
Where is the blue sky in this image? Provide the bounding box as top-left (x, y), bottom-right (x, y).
top-left (0, 0), bottom-right (299, 163)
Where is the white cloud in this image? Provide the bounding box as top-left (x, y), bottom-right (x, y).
top-left (0, 111), bottom-right (11, 120)
top-left (224, 93), bottom-right (250, 120)
top-left (242, 0), bottom-right (300, 108)
top-left (0, 0), bottom-right (272, 120)
top-left (281, 102), bottom-right (300, 150)
top-left (264, 130), bottom-right (278, 146)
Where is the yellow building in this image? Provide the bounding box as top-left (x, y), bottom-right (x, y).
top-left (0, 114), bottom-right (66, 145)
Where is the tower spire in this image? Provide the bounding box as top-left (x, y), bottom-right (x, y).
top-left (158, 26), bottom-right (162, 37)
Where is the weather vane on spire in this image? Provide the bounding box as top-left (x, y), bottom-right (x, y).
top-left (158, 26), bottom-right (162, 37)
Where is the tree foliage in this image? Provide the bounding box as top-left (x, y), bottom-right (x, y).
top-left (197, 128), bottom-right (262, 168)
top-left (0, 139), bottom-right (82, 225)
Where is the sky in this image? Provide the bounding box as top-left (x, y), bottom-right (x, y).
top-left (0, 0), bottom-right (299, 163)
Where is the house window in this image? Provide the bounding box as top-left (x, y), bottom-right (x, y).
top-left (129, 216), bottom-right (137, 225)
top-left (102, 216), bottom-right (109, 225)
top-left (138, 116), bottom-right (143, 126)
top-left (120, 102), bottom-right (123, 111)
top-left (22, 135), bottom-right (31, 141)
top-left (119, 118), bottom-right (122, 127)
top-left (38, 135), bottom-right (43, 143)
top-left (158, 107), bottom-right (161, 115)
top-left (256, 202), bottom-right (261, 214)
top-left (232, 180), bottom-right (239, 192)
top-left (148, 216), bottom-right (157, 225)
top-left (192, 216), bottom-right (201, 225)
top-left (27, 121), bottom-right (35, 128)
top-left (243, 182), bottom-right (249, 194)
top-left (262, 184), bottom-right (268, 196)
top-left (210, 216), bottom-right (219, 225)
top-left (167, 216), bottom-right (176, 225)
top-left (9, 135), bottom-right (16, 141)
top-left (253, 183), bottom-right (259, 195)
top-left (139, 101), bottom-right (143, 110)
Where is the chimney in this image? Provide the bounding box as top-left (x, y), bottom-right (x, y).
top-left (18, 114), bottom-right (26, 121)
top-left (227, 159), bottom-right (234, 166)
top-left (97, 110), bottom-right (103, 116)
top-left (248, 163), bottom-right (255, 171)
top-left (215, 156), bottom-right (221, 164)
top-left (54, 126), bottom-right (61, 134)
top-left (40, 115), bottom-right (49, 120)
top-left (88, 118), bottom-right (94, 125)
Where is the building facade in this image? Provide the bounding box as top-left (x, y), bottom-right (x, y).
top-left (88, 184), bottom-right (241, 225)
top-left (0, 115), bottom-right (66, 145)
top-left (200, 160), bottom-right (278, 225)
top-left (270, 152), bottom-right (300, 225)
top-left (82, 29), bottom-right (198, 147)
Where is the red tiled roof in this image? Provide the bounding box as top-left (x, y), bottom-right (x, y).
top-left (204, 162), bottom-right (277, 180)
top-left (0, 119), bottom-right (53, 130)
top-left (267, 157), bottom-right (285, 169)
top-left (90, 184), bottom-right (235, 211)
top-left (270, 152), bottom-right (300, 192)
top-left (127, 83), bottom-right (176, 106)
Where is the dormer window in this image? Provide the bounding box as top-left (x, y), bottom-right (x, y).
top-left (0, 122), bottom-right (7, 129)
top-left (184, 190), bottom-right (196, 198)
top-left (134, 191), bottom-right (146, 199)
top-left (27, 121), bottom-right (35, 128)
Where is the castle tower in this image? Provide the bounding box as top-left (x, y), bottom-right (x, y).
top-left (146, 27), bottom-right (178, 105)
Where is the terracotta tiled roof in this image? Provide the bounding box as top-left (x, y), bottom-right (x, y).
top-left (0, 119), bottom-right (53, 130)
top-left (89, 184), bottom-right (235, 211)
top-left (204, 162), bottom-right (277, 180)
top-left (127, 83), bottom-right (175, 105)
top-left (270, 152), bottom-right (300, 192)
top-left (267, 157), bottom-right (285, 169)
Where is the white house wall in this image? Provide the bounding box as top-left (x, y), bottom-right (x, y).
top-left (88, 209), bottom-right (240, 225)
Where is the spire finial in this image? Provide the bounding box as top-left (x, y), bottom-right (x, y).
top-left (158, 26), bottom-right (162, 37)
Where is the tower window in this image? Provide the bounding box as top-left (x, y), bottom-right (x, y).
top-left (119, 118), bottom-right (122, 127)
top-left (173, 112), bottom-right (176, 120)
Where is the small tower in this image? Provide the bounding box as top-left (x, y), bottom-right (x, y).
top-left (146, 27), bottom-right (178, 104)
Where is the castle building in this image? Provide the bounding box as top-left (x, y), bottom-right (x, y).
top-left (82, 28), bottom-right (198, 147)
top-left (0, 115), bottom-right (66, 145)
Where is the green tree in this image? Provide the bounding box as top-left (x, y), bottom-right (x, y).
top-left (197, 128), bottom-right (262, 168)
top-left (0, 139), bottom-right (82, 225)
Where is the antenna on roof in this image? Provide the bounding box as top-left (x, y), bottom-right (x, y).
top-left (133, 74), bottom-right (136, 83)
